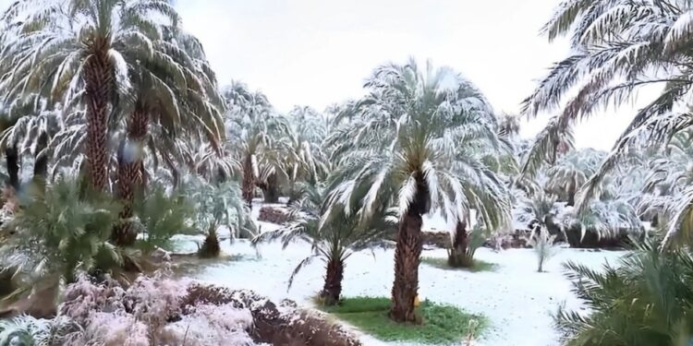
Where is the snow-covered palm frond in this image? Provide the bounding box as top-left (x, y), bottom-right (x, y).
top-left (327, 59), bottom-right (511, 230)
top-left (521, 116), bottom-right (575, 177)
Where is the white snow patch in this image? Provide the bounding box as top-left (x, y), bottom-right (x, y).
top-left (181, 202), bottom-right (625, 346)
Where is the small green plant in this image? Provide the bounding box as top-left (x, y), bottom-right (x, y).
top-left (0, 178), bottom-right (122, 299)
top-left (555, 240), bottom-right (693, 346)
top-left (131, 185), bottom-right (195, 254)
top-left (317, 297), bottom-right (486, 344)
top-left (182, 177), bottom-right (256, 258)
top-left (447, 224), bottom-right (486, 268)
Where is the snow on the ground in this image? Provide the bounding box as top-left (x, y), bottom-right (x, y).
top-left (175, 203), bottom-right (625, 346)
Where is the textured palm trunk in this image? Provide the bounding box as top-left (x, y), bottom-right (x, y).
top-left (320, 258), bottom-right (344, 306)
top-left (262, 173), bottom-right (280, 203)
top-left (113, 109), bottom-right (147, 247)
top-left (448, 221), bottom-right (470, 267)
top-left (32, 132), bottom-right (48, 180)
top-left (567, 182), bottom-right (576, 206)
top-left (242, 155), bottom-right (254, 207)
top-left (5, 144), bottom-right (19, 191)
top-left (82, 47), bottom-right (112, 192)
top-left (390, 207), bottom-right (424, 323)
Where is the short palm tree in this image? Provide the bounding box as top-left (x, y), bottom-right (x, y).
top-left (0, 178), bottom-right (121, 293)
top-left (327, 59), bottom-right (510, 322)
top-left (252, 180), bottom-right (397, 305)
top-left (0, 0), bottom-right (182, 191)
top-left (556, 240), bottom-right (693, 346)
top-left (182, 176), bottom-right (255, 257)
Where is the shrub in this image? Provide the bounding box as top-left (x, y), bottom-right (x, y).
top-left (0, 178), bottom-right (121, 297)
top-left (182, 177), bottom-right (256, 257)
top-left (131, 185), bottom-right (195, 254)
top-left (447, 225), bottom-right (486, 268)
top-left (556, 240), bottom-right (693, 346)
top-left (527, 226), bottom-right (559, 272)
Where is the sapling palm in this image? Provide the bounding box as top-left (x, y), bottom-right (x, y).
top-left (528, 226), bottom-right (559, 273)
top-left (252, 181), bottom-right (397, 305)
top-left (0, 178), bottom-right (121, 299)
top-left (183, 177), bottom-right (255, 258)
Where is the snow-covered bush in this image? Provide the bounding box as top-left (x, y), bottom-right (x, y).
top-left (182, 177), bottom-right (256, 257)
top-left (527, 226), bottom-right (559, 272)
top-left (130, 184), bottom-right (195, 254)
top-left (0, 178), bottom-right (122, 298)
top-left (56, 272), bottom-right (255, 346)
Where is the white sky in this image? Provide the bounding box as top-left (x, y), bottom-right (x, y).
top-left (0, 0), bottom-right (654, 151)
top-left (175, 0), bottom-right (652, 151)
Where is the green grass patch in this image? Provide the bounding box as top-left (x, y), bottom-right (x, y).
top-left (317, 297), bottom-right (486, 345)
top-left (421, 257), bottom-right (497, 272)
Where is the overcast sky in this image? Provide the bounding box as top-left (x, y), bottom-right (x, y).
top-left (0, 0), bottom-right (653, 151)
top-left (175, 0), bottom-right (654, 151)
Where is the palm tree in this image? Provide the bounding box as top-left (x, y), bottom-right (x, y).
top-left (0, 0), bottom-right (182, 191)
top-left (112, 28), bottom-right (225, 246)
top-left (523, 0), bottom-right (693, 231)
top-left (498, 113), bottom-right (520, 138)
top-left (182, 176), bottom-right (256, 257)
top-left (327, 59), bottom-right (510, 322)
top-left (223, 82), bottom-right (288, 205)
top-left (556, 240), bottom-right (693, 346)
top-left (545, 149), bottom-right (605, 206)
top-left (282, 106), bottom-right (329, 204)
top-left (0, 178), bottom-right (121, 291)
top-left (252, 180), bottom-right (397, 305)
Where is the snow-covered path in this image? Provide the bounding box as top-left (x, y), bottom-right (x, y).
top-left (176, 233), bottom-right (623, 346)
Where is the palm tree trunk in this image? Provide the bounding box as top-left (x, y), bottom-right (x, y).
top-left (113, 109), bottom-right (147, 247)
top-left (242, 154), bottom-right (254, 207)
top-left (448, 221), bottom-right (470, 268)
top-left (83, 53), bottom-right (112, 192)
top-left (390, 210), bottom-right (423, 323)
top-left (32, 132), bottom-right (48, 180)
top-left (262, 173), bottom-right (280, 203)
top-left (567, 182), bottom-right (576, 206)
top-left (320, 258), bottom-right (344, 306)
top-left (5, 144), bottom-right (19, 191)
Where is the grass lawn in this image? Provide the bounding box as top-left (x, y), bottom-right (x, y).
top-left (421, 256), bottom-right (497, 272)
top-left (317, 297), bottom-right (486, 345)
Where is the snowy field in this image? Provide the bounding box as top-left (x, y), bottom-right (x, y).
top-left (173, 204), bottom-right (625, 346)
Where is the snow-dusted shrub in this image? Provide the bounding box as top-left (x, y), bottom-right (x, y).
top-left (0, 314), bottom-right (52, 345)
top-left (527, 226), bottom-right (559, 272)
top-left (57, 273), bottom-right (255, 346)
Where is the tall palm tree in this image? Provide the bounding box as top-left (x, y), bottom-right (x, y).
top-left (282, 106), bottom-right (329, 204)
top-left (0, 0), bottom-right (182, 191)
top-left (112, 28), bottom-right (225, 246)
top-left (327, 59), bottom-right (510, 322)
top-left (545, 148), bottom-right (605, 206)
top-left (522, 0), bottom-right (693, 237)
top-left (223, 82), bottom-right (288, 205)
